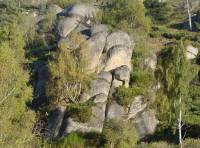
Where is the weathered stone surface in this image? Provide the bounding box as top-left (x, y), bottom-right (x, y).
top-left (134, 110), bottom-right (159, 138)
top-left (107, 101), bottom-right (126, 120)
top-left (91, 24), bottom-right (109, 36)
top-left (109, 79), bottom-right (123, 97)
top-left (89, 79), bottom-right (111, 97)
top-left (104, 46), bottom-right (132, 71)
top-left (144, 54), bottom-right (157, 70)
top-left (92, 93), bottom-right (108, 103)
top-left (62, 103), bottom-right (106, 135)
top-left (113, 65), bottom-right (130, 87)
top-left (47, 4), bottom-right (63, 16)
top-left (97, 71), bottom-right (113, 83)
top-left (67, 4), bottom-right (97, 19)
top-left (186, 45), bottom-right (198, 60)
top-left (84, 31), bottom-right (108, 71)
top-left (57, 17), bottom-right (81, 37)
top-left (45, 107), bottom-right (66, 139)
top-left (80, 77), bottom-right (111, 102)
top-left (128, 95), bottom-right (147, 119)
top-left (105, 31), bottom-right (132, 52)
top-left (74, 23), bottom-right (91, 38)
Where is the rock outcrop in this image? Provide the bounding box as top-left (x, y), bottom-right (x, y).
top-left (186, 45), bottom-right (199, 60)
top-left (45, 3), bottom-right (158, 139)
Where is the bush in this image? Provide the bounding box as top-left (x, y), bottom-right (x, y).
top-left (51, 0), bottom-right (75, 8)
top-left (144, 0), bottom-right (173, 24)
top-left (56, 133), bottom-right (85, 148)
top-left (115, 86), bottom-right (144, 107)
top-left (47, 32), bottom-right (92, 106)
top-left (102, 119), bottom-right (138, 148)
top-left (136, 141), bottom-right (173, 148)
top-left (130, 70), bottom-right (154, 88)
top-left (182, 138), bottom-right (200, 148)
top-left (66, 103), bottom-right (93, 123)
top-left (100, 0), bottom-right (151, 34)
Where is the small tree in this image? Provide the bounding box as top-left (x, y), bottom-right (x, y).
top-left (47, 32), bottom-right (92, 106)
top-left (102, 119), bottom-right (138, 148)
top-left (158, 40), bottom-right (198, 147)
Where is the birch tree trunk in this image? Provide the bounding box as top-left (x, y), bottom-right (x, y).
top-left (186, 0), bottom-right (192, 31)
top-left (179, 96), bottom-right (182, 148)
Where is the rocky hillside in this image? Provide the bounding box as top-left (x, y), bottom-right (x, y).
top-left (0, 0), bottom-right (200, 148)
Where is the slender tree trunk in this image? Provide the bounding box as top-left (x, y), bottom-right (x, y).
top-left (179, 97), bottom-right (182, 148)
top-left (186, 0), bottom-right (192, 31)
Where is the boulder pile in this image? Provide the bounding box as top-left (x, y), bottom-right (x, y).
top-left (43, 3), bottom-right (158, 139)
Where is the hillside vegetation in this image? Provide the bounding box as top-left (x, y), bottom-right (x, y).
top-left (0, 0), bottom-right (200, 147)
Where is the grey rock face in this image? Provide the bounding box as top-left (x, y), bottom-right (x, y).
top-left (45, 107), bottom-right (66, 138)
top-left (134, 110), bottom-right (159, 138)
top-left (97, 71), bottom-right (113, 83)
top-left (91, 24), bottom-right (109, 36)
top-left (113, 65), bottom-right (130, 87)
top-left (186, 45), bottom-right (199, 60)
top-left (128, 95), bottom-right (147, 119)
top-left (62, 103), bottom-right (106, 135)
top-left (104, 46), bottom-right (132, 71)
top-left (107, 101), bottom-right (126, 120)
top-left (57, 17), bottom-right (81, 37)
top-left (105, 31), bottom-right (132, 52)
top-left (47, 4), bottom-right (63, 16)
top-left (89, 79), bottom-right (111, 98)
top-left (67, 4), bottom-right (97, 19)
top-left (92, 93), bottom-right (108, 103)
top-left (109, 79), bottom-right (123, 97)
top-left (85, 31), bottom-right (108, 71)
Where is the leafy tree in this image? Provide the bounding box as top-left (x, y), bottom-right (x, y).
top-left (102, 119), bottom-right (138, 148)
top-left (47, 32), bottom-right (92, 106)
top-left (0, 12), bottom-right (37, 147)
top-left (157, 40), bottom-right (198, 146)
top-left (100, 0), bottom-right (151, 34)
top-left (144, 0), bottom-right (173, 24)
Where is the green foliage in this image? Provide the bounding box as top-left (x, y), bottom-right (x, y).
top-left (182, 138), bottom-right (200, 148)
top-left (100, 0), bottom-right (151, 34)
top-left (183, 85), bottom-right (200, 125)
top-left (66, 103), bottom-right (93, 123)
top-left (52, 0), bottom-right (75, 8)
top-left (0, 10), bottom-right (37, 147)
top-left (152, 90), bottom-right (175, 132)
top-left (56, 133), bottom-right (85, 148)
top-left (144, 0), bottom-right (173, 24)
top-left (115, 86), bottom-right (144, 107)
top-left (47, 32), bottom-right (92, 106)
top-left (158, 41), bottom-right (197, 99)
top-left (130, 70), bottom-right (154, 88)
top-left (136, 141), bottom-right (173, 148)
top-left (102, 119), bottom-right (138, 148)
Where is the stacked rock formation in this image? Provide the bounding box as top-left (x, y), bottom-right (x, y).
top-left (44, 3), bottom-right (158, 139)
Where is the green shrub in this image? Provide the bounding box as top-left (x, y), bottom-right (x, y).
top-left (136, 141), bottom-right (173, 148)
top-left (144, 0), bottom-right (173, 24)
top-left (47, 32), bottom-right (93, 106)
top-left (182, 138), bottom-right (200, 148)
top-left (115, 86), bottom-right (144, 107)
top-left (56, 133), bottom-right (85, 148)
top-left (130, 70), bottom-right (154, 88)
top-left (102, 119), bottom-right (138, 148)
top-left (52, 0), bottom-right (75, 8)
top-left (100, 0), bottom-right (151, 34)
top-left (66, 103), bottom-right (93, 123)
